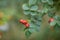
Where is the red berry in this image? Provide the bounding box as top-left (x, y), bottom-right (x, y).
top-left (19, 19), bottom-right (30, 28)
top-left (48, 18), bottom-right (54, 23)
top-left (23, 20), bottom-right (28, 24)
top-left (19, 19), bottom-right (23, 23)
top-left (19, 19), bottom-right (27, 24)
top-left (25, 23), bottom-right (30, 28)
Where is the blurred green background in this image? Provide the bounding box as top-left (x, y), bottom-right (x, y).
top-left (0, 0), bottom-right (60, 40)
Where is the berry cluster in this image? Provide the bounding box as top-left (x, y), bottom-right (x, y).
top-left (19, 19), bottom-right (30, 28)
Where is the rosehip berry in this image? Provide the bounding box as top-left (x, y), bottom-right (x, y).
top-left (23, 20), bottom-right (28, 24)
top-left (19, 19), bottom-right (27, 24)
top-left (25, 23), bottom-right (30, 28)
top-left (19, 19), bottom-right (23, 22)
top-left (48, 18), bottom-right (54, 23)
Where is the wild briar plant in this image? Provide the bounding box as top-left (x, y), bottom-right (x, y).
top-left (19, 0), bottom-right (60, 38)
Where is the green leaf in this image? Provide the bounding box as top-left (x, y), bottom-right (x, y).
top-left (35, 21), bottom-right (41, 26)
top-left (29, 0), bottom-right (37, 6)
top-left (41, 0), bottom-right (53, 4)
top-left (50, 20), bottom-right (56, 26)
top-left (43, 3), bottom-right (52, 9)
top-left (28, 28), bottom-right (36, 33)
top-left (41, 0), bottom-right (47, 3)
top-left (29, 22), bottom-right (40, 32)
top-left (29, 22), bottom-right (35, 28)
top-left (47, 0), bottom-right (53, 5)
top-left (29, 25), bottom-right (40, 32)
top-left (48, 12), bottom-right (55, 17)
top-left (23, 10), bottom-right (30, 15)
top-left (30, 5), bottom-right (38, 11)
top-left (38, 12), bottom-right (43, 17)
top-left (37, 15), bottom-right (42, 21)
top-left (41, 8), bottom-right (48, 14)
top-left (38, 0), bottom-right (41, 3)
top-left (43, 8), bottom-right (48, 13)
top-left (54, 16), bottom-right (58, 20)
top-left (54, 16), bottom-right (60, 21)
top-left (25, 30), bottom-right (31, 38)
top-left (56, 21), bottom-right (60, 26)
top-left (30, 12), bottom-right (37, 16)
top-left (24, 11), bottom-right (38, 15)
top-left (54, 23), bottom-right (60, 31)
top-left (22, 4), bottom-right (29, 10)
